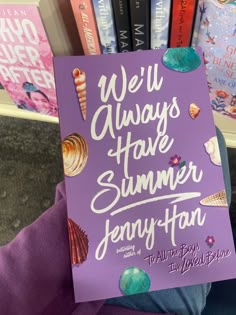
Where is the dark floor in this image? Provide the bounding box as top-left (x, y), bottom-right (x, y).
top-left (0, 115), bottom-right (235, 246)
top-left (0, 116), bottom-right (63, 245)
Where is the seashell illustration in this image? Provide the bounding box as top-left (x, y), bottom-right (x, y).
top-left (62, 133), bottom-right (88, 177)
top-left (120, 267), bottom-right (151, 296)
top-left (68, 218), bottom-right (89, 265)
top-left (162, 47), bottom-right (201, 72)
top-left (200, 190), bottom-right (228, 207)
top-left (72, 68), bottom-right (87, 120)
top-left (189, 103), bottom-right (200, 119)
top-left (204, 136), bottom-right (221, 166)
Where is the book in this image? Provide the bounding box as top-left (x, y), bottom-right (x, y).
top-left (54, 47), bottom-right (236, 303)
top-left (191, 0), bottom-right (204, 47)
top-left (92, 0), bottom-right (118, 54)
top-left (129, 0), bottom-right (150, 50)
top-left (70, 0), bottom-right (101, 55)
top-left (1, 0), bottom-right (84, 56)
top-left (0, 4), bottom-right (58, 117)
top-left (111, 0), bottom-right (132, 52)
top-left (150, 0), bottom-right (171, 49)
top-left (170, 0), bottom-right (197, 48)
top-left (193, 0), bottom-right (236, 120)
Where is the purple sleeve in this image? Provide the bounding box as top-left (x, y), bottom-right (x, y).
top-left (0, 182), bottom-right (171, 315)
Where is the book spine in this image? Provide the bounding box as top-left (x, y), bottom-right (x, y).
top-left (169, 0), bottom-right (197, 48)
top-left (70, 0), bottom-right (101, 55)
top-left (150, 0), bottom-right (171, 49)
top-left (111, 0), bottom-right (132, 52)
top-left (191, 0), bottom-right (203, 47)
top-left (129, 0), bottom-right (150, 51)
top-left (92, 0), bottom-right (118, 54)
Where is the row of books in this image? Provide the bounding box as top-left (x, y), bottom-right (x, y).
top-left (71, 0), bottom-right (198, 55)
top-left (0, 0), bottom-right (235, 122)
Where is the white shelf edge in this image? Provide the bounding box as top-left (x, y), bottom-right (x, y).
top-left (0, 90), bottom-right (59, 124)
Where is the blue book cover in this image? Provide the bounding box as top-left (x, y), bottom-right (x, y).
top-left (92, 0), bottom-right (118, 54)
top-left (150, 0), bottom-right (171, 49)
top-left (191, 0), bottom-right (204, 47)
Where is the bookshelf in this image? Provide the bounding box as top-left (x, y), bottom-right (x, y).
top-left (0, 89), bottom-right (58, 123)
top-left (0, 0), bottom-right (235, 148)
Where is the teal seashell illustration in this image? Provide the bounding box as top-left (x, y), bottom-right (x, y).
top-left (120, 267), bottom-right (151, 295)
top-left (162, 47), bottom-right (201, 72)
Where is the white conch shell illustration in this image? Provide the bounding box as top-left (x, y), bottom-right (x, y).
top-left (204, 136), bottom-right (221, 166)
top-left (62, 133), bottom-right (88, 177)
top-left (72, 68), bottom-right (86, 120)
top-left (189, 103), bottom-right (200, 119)
top-left (200, 190), bottom-right (227, 207)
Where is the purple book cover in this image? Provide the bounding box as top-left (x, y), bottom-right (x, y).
top-left (54, 48), bottom-right (236, 303)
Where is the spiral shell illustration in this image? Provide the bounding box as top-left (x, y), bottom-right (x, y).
top-left (62, 133), bottom-right (88, 177)
top-left (200, 190), bottom-right (227, 207)
top-left (68, 218), bottom-right (89, 265)
top-left (72, 68), bottom-right (87, 120)
top-left (189, 103), bottom-right (200, 119)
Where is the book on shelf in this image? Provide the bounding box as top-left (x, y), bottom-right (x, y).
top-left (191, 0), bottom-right (204, 47)
top-left (70, 0), bottom-right (101, 55)
top-left (129, 0), bottom-right (150, 51)
top-left (0, 4), bottom-right (58, 117)
top-left (111, 0), bottom-right (132, 52)
top-left (150, 0), bottom-right (171, 49)
top-left (0, 0), bottom-right (83, 56)
top-left (54, 47), bottom-right (236, 303)
top-left (192, 0), bottom-right (236, 121)
top-left (169, 0), bottom-right (197, 48)
top-left (92, 0), bottom-right (118, 54)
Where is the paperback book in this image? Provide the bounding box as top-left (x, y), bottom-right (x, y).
top-left (0, 4), bottom-right (58, 117)
top-left (193, 0), bottom-right (236, 120)
top-left (170, 0), bottom-right (197, 48)
top-left (70, 0), bottom-right (101, 55)
top-left (92, 0), bottom-right (118, 54)
top-left (112, 0), bottom-right (132, 52)
top-left (150, 0), bottom-right (171, 49)
top-left (129, 0), bottom-right (150, 50)
top-left (54, 47), bottom-right (236, 302)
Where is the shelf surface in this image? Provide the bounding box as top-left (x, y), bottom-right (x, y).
top-left (0, 90), bottom-right (235, 147)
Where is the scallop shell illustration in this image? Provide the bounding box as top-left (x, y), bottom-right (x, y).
top-left (62, 133), bottom-right (88, 177)
top-left (189, 103), bottom-right (200, 119)
top-left (200, 190), bottom-right (227, 207)
top-left (68, 218), bottom-right (89, 265)
top-left (72, 68), bottom-right (86, 120)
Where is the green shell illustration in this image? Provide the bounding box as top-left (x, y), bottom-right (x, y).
top-left (120, 267), bottom-right (151, 295)
top-left (162, 47), bottom-right (201, 72)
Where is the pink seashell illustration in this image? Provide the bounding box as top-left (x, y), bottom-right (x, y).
top-left (189, 103), bottom-right (200, 119)
top-left (72, 68), bottom-right (87, 120)
top-left (67, 218), bottom-right (89, 265)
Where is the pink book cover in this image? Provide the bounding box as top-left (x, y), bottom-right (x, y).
top-left (0, 5), bottom-right (58, 117)
top-left (70, 0), bottom-right (101, 55)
